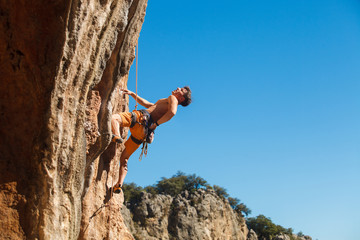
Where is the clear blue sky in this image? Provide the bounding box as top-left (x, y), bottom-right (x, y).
top-left (124, 1), bottom-right (360, 240)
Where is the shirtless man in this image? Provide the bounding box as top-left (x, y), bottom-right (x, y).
top-left (110, 86), bottom-right (192, 193)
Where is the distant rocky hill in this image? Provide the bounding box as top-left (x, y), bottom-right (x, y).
top-left (120, 186), bottom-right (312, 240)
top-left (121, 188), bottom-right (248, 240)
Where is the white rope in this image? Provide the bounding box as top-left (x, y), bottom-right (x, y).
top-left (134, 44), bottom-right (138, 110)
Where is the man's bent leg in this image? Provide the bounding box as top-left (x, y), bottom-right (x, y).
top-left (111, 114), bottom-right (122, 136)
top-left (116, 148), bottom-right (131, 188)
top-left (113, 137), bottom-right (141, 191)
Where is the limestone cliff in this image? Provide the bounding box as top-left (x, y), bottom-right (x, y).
top-left (120, 188), bottom-right (312, 240)
top-left (0, 0), bottom-right (147, 239)
top-left (121, 189), bottom-right (249, 240)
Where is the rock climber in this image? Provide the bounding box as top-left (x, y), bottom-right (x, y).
top-left (110, 86), bottom-right (192, 193)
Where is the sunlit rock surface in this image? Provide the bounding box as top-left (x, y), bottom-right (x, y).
top-left (0, 0), bottom-right (147, 239)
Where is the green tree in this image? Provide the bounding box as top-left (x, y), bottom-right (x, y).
top-left (247, 215), bottom-right (280, 239)
top-left (152, 172), bottom-right (211, 197)
top-left (213, 185), bottom-right (229, 199)
top-left (227, 197), bottom-right (251, 216)
top-left (122, 182), bottom-right (144, 204)
top-left (184, 174), bottom-right (210, 192)
top-left (235, 203), bottom-right (252, 216)
top-left (155, 174), bottom-right (187, 196)
top-left (247, 215), bottom-right (299, 240)
top-left (144, 185), bottom-right (158, 195)
top-left (228, 197), bottom-right (240, 209)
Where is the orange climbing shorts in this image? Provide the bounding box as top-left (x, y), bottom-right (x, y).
top-left (119, 111), bottom-right (147, 156)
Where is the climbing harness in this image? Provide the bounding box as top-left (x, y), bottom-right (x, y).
top-left (129, 109), bottom-right (155, 161)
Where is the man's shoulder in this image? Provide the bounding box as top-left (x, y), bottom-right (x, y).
top-left (155, 96), bottom-right (178, 106)
top-left (156, 97), bottom-right (170, 103)
top-left (168, 95), bottom-right (177, 100)
top-left (168, 95), bottom-right (179, 104)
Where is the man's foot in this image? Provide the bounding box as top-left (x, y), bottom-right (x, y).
top-left (111, 183), bottom-right (122, 194)
top-left (112, 134), bottom-right (123, 143)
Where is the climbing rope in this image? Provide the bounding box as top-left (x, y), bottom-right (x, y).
top-left (134, 43), bottom-right (139, 110)
top-left (84, 203), bottom-right (109, 233)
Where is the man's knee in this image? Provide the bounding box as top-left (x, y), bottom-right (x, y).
top-left (112, 114), bottom-right (122, 124)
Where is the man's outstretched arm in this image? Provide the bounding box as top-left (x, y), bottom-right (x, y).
top-left (121, 89), bottom-right (154, 108)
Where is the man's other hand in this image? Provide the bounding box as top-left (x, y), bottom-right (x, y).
top-left (120, 89), bottom-right (134, 96)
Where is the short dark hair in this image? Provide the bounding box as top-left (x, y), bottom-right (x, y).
top-left (180, 86), bottom-right (192, 107)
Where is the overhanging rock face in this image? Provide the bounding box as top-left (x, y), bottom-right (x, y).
top-left (0, 0), bottom-right (148, 239)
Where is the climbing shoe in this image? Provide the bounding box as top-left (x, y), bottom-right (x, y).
top-left (112, 184), bottom-right (122, 194)
top-left (112, 134), bottom-right (123, 143)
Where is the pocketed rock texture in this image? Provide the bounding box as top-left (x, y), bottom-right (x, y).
top-left (121, 189), bottom-right (249, 240)
top-left (0, 0), bottom-right (147, 239)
